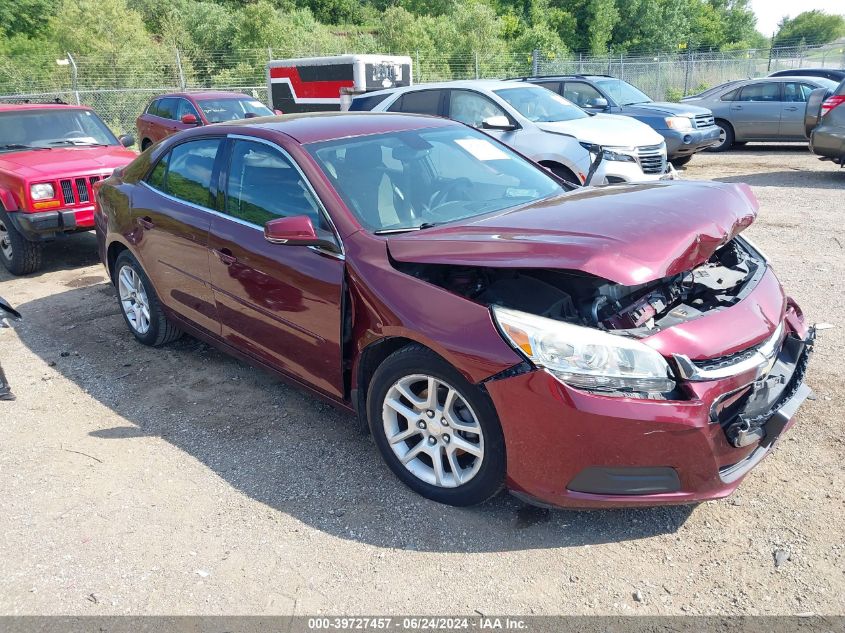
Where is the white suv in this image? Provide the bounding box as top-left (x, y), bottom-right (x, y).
top-left (351, 80), bottom-right (671, 185)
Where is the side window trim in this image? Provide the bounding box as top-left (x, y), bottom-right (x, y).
top-left (223, 133), bottom-right (344, 255)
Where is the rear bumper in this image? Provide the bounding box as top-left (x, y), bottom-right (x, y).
top-left (662, 127), bottom-right (722, 158)
top-left (486, 317), bottom-right (813, 509)
top-left (6, 207), bottom-right (95, 241)
top-left (810, 125), bottom-right (845, 162)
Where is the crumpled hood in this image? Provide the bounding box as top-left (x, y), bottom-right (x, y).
top-left (0, 146), bottom-right (136, 180)
top-left (387, 181), bottom-right (759, 286)
top-left (537, 113), bottom-right (664, 147)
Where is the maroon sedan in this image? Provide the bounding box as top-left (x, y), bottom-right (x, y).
top-left (94, 112), bottom-right (814, 509)
top-left (136, 91), bottom-right (274, 151)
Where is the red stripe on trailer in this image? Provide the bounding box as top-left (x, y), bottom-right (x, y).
top-left (269, 67), bottom-right (354, 99)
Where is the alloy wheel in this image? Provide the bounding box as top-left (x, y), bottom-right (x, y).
top-left (382, 374), bottom-right (484, 488)
top-left (118, 264), bottom-right (151, 335)
top-left (0, 220), bottom-right (12, 261)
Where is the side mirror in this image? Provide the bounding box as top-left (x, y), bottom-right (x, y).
top-left (274, 109), bottom-right (284, 116)
top-left (586, 97), bottom-right (609, 110)
top-left (118, 134), bottom-right (135, 148)
top-left (481, 115), bottom-right (516, 131)
top-left (181, 113), bottom-right (200, 125)
top-left (264, 215), bottom-right (339, 252)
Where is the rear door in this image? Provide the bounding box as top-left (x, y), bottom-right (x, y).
top-left (134, 137), bottom-right (223, 335)
top-left (730, 82), bottom-right (782, 139)
top-left (207, 136), bottom-right (345, 398)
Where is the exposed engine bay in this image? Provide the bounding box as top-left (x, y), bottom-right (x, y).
top-left (393, 238), bottom-right (764, 334)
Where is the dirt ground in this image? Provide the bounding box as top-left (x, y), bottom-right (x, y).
top-left (1, 145), bottom-right (843, 616)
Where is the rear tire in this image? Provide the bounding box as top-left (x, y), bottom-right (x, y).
top-left (367, 344), bottom-right (505, 507)
top-left (707, 120), bottom-right (735, 152)
top-left (0, 208), bottom-right (43, 276)
top-left (114, 250), bottom-right (181, 346)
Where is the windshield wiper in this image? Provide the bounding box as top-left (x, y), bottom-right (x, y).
top-left (0, 143), bottom-right (51, 151)
top-left (373, 222), bottom-right (439, 235)
top-left (48, 140), bottom-right (109, 147)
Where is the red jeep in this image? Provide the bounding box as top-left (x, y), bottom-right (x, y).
top-left (0, 103), bottom-right (136, 275)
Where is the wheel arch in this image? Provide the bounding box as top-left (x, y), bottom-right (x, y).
top-left (537, 160), bottom-right (579, 183)
top-left (106, 239), bottom-right (131, 283)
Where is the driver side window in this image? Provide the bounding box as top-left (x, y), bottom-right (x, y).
top-left (563, 82), bottom-right (603, 107)
top-left (448, 90), bottom-right (507, 128)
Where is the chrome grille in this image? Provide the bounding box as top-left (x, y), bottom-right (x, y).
top-left (636, 144), bottom-right (667, 175)
top-left (694, 114), bottom-right (715, 128)
top-left (60, 180), bottom-right (74, 204)
top-left (75, 178), bottom-right (90, 203)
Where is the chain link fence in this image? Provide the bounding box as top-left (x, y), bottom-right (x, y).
top-left (2, 42), bottom-right (843, 142)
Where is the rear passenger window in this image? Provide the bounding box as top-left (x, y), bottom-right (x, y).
top-left (388, 90), bottom-right (442, 116)
top-left (536, 81), bottom-right (561, 94)
top-left (224, 140), bottom-right (325, 229)
top-left (349, 93), bottom-right (391, 111)
top-left (150, 138), bottom-right (221, 208)
top-left (147, 100), bottom-right (161, 116)
top-left (720, 88), bottom-right (739, 101)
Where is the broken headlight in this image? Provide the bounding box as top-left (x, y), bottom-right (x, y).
top-left (493, 306), bottom-right (675, 395)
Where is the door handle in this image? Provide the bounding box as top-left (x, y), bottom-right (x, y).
top-left (138, 216), bottom-right (154, 230)
top-left (731, 105), bottom-right (743, 110)
top-left (784, 106), bottom-right (798, 111)
top-left (213, 248), bottom-right (237, 265)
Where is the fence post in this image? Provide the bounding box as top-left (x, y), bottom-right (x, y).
top-left (619, 53), bottom-right (624, 80)
top-left (655, 54), bottom-right (661, 100)
top-left (683, 47), bottom-right (691, 96)
top-left (474, 51), bottom-right (479, 79)
top-left (767, 33), bottom-right (774, 72)
top-left (578, 52), bottom-right (583, 74)
top-left (268, 47), bottom-right (273, 61)
top-left (415, 50), bottom-right (421, 83)
top-left (531, 49), bottom-right (540, 76)
top-left (174, 48), bottom-right (186, 90)
top-left (66, 52), bottom-right (80, 105)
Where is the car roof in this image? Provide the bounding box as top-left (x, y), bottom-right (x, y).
top-left (513, 74), bottom-right (615, 81)
top-left (0, 103), bottom-right (93, 112)
top-left (211, 111), bottom-right (457, 144)
top-left (153, 91), bottom-right (258, 101)
top-left (356, 79), bottom-right (546, 99)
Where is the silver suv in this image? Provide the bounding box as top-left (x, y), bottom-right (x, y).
top-left (351, 80), bottom-right (671, 184)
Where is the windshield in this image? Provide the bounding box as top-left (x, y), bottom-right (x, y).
top-left (0, 108), bottom-right (118, 151)
top-left (494, 87), bottom-right (588, 122)
top-left (307, 126), bottom-right (564, 233)
top-left (197, 98), bottom-right (273, 123)
top-left (594, 78), bottom-right (652, 106)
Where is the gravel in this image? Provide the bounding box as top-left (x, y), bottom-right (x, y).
top-left (0, 143), bottom-right (843, 615)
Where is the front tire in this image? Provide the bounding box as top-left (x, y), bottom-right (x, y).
top-left (670, 155), bottom-right (693, 168)
top-left (707, 120), bottom-right (735, 152)
top-left (367, 344), bottom-right (505, 506)
top-left (0, 208), bottom-right (43, 275)
top-left (114, 250), bottom-right (181, 346)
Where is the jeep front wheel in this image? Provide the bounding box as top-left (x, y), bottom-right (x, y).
top-left (0, 209), bottom-right (43, 275)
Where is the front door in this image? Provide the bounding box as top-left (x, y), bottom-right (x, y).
top-left (134, 136), bottom-right (223, 335)
top-left (207, 137), bottom-right (345, 398)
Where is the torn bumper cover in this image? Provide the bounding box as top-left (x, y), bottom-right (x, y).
top-left (483, 320), bottom-right (814, 510)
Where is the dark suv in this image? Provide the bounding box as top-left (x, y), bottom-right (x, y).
top-left (807, 78), bottom-right (845, 165)
top-left (512, 75), bottom-right (720, 166)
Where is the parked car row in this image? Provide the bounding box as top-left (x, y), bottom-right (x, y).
top-left (0, 65), bottom-right (829, 511)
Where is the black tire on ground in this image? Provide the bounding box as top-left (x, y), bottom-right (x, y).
top-left (113, 250), bottom-right (182, 347)
top-left (707, 120), bottom-right (735, 152)
top-left (367, 344), bottom-right (506, 507)
top-left (670, 155), bottom-right (693, 168)
top-left (0, 207), bottom-right (43, 276)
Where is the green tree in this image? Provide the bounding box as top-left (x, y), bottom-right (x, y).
top-left (0, 0), bottom-right (58, 38)
top-left (774, 10), bottom-right (845, 47)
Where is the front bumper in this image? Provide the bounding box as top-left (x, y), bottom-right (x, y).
top-left (6, 206), bottom-right (95, 241)
top-left (602, 159), bottom-right (671, 184)
top-left (661, 126), bottom-right (721, 158)
top-left (485, 317), bottom-right (813, 509)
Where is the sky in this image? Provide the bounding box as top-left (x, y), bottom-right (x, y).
top-left (750, 0), bottom-right (845, 36)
